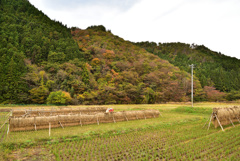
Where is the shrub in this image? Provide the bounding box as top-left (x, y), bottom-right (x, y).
top-left (47, 91), bottom-right (72, 105)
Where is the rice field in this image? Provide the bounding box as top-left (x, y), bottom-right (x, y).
top-left (1, 102), bottom-right (240, 160)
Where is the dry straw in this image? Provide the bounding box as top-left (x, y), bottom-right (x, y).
top-left (12, 107), bottom-right (107, 117)
top-left (9, 110), bottom-right (160, 132)
top-left (212, 106), bottom-right (240, 128)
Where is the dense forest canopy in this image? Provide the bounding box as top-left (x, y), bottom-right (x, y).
top-left (134, 42), bottom-right (240, 101)
top-left (0, 0), bottom-right (83, 104)
top-left (0, 0), bottom-right (239, 104)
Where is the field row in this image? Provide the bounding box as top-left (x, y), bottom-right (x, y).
top-left (41, 122), bottom-right (240, 161)
top-left (2, 105), bottom-right (240, 160)
top-left (3, 111), bottom-right (205, 144)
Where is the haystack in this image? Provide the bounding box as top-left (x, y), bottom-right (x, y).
top-left (9, 109), bottom-right (160, 132)
top-left (211, 106), bottom-right (240, 129)
top-left (12, 107), bottom-right (107, 117)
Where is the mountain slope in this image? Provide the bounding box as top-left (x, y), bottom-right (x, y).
top-left (134, 42), bottom-right (240, 94)
top-left (0, 0), bottom-right (218, 104)
top-left (0, 0), bottom-right (83, 103)
top-left (70, 26), bottom-right (205, 104)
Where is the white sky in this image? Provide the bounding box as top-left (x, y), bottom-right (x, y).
top-left (29, 0), bottom-right (240, 59)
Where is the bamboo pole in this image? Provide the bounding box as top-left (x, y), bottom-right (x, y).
top-left (236, 116), bottom-right (240, 123)
top-left (7, 123), bottom-right (10, 135)
top-left (215, 114), bottom-right (224, 131)
top-left (143, 113), bottom-right (146, 120)
top-left (97, 116), bottom-right (99, 125)
top-left (112, 114), bottom-right (116, 123)
top-left (49, 123), bottom-right (51, 137)
top-left (59, 121), bottom-right (64, 129)
top-left (159, 112), bottom-right (163, 117)
top-left (0, 118), bottom-right (8, 130)
top-left (5, 112), bottom-right (11, 118)
top-left (229, 118), bottom-right (235, 127)
top-left (203, 114), bottom-right (211, 128)
top-left (125, 114), bottom-right (128, 121)
top-left (153, 114), bottom-right (155, 118)
top-left (80, 112), bottom-right (82, 127)
top-left (207, 114), bottom-right (212, 131)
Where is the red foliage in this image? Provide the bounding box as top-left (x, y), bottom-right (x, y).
top-left (103, 50), bottom-right (115, 59)
top-left (203, 86), bottom-right (226, 102)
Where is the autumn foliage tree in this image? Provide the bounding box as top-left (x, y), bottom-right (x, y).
top-left (203, 86), bottom-right (226, 102)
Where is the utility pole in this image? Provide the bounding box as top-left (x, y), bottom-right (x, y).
top-left (189, 64), bottom-right (194, 107)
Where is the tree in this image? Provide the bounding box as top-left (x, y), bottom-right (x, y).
top-left (226, 91), bottom-right (240, 101)
top-left (39, 70), bottom-right (45, 86)
top-left (87, 25), bottom-right (106, 32)
top-left (203, 86), bottom-right (226, 102)
top-left (46, 80), bottom-right (55, 91)
top-left (3, 57), bottom-right (18, 103)
top-left (70, 86), bottom-right (75, 97)
top-left (29, 86), bottom-right (49, 104)
top-left (48, 51), bottom-right (66, 63)
top-left (143, 87), bottom-right (156, 104)
top-left (91, 58), bottom-right (101, 66)
top-left (81, 64), bottom-right (90, 85)
top-left (0, 54), bottom-right (9, 103)
top-left (47, 91), bottom-right (72, 105)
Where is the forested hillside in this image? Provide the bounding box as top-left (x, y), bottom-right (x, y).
top-left (0, 0), bottom-right (83, 104)
top-left (70, 27), bottom-right (207, 104)
top-left (134, 42), bottom-right (240, 101)
top-left (1, 0), bottom-right (238, 104)
top-left (0, 0), bottom-right (206, 104)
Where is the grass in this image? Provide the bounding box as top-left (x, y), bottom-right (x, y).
top-left (1, 101), bottom-right (240, 109)
top-left (172, 106), bottom-right (212, 114)
top-left (1, 102), bottom-right (240, 160)
top-left (2, 105), bottom-right (208, 144)
top-left (3, 112), bottom-right (204, 145)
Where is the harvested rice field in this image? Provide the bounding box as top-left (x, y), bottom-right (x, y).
top-left (1, 102), bottom-right (240, 160)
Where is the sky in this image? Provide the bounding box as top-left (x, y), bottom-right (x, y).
top-left (29, 0), bottom-right (240, 59)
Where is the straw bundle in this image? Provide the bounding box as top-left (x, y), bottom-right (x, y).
top-left (12, 107), bottom-right (107, 117)
top-left (9, 109), bottom-right (160, 132)
top-left (9, 117), bottom-right (35, 131)
top-left (232, 106), bottom-right (240, 118)
top-left (96, 113), bottom-right (116, 123)
top-left (212, 106), bottom-right (240, 128)
top-left (0, 109), bottom-right (11, 112)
